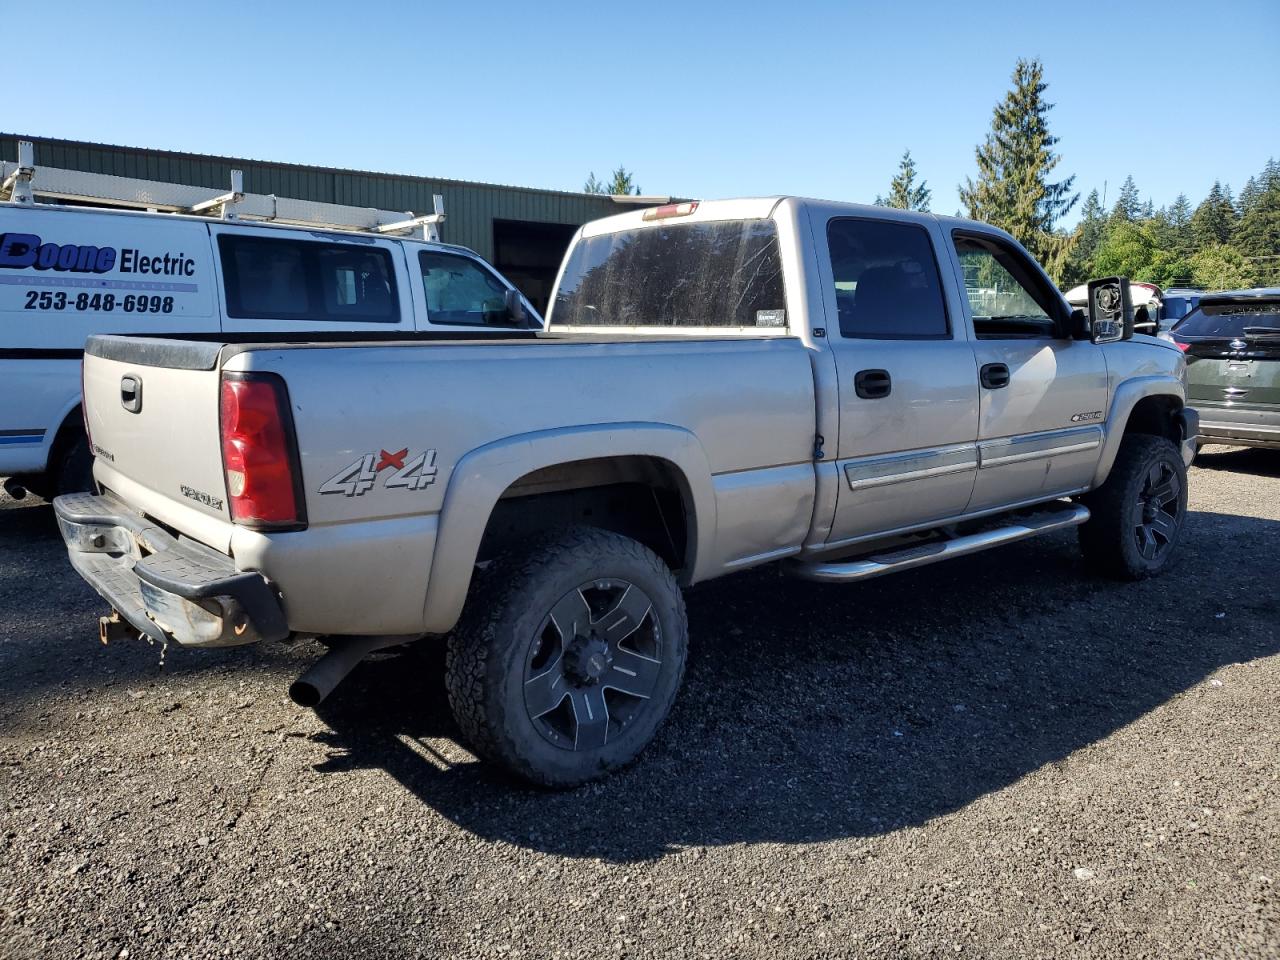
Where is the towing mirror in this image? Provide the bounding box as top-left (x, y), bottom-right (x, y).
top-left (503, 287), bottom-right (529, 326)
top-left (1086, 277), bottom-right (1134, 344)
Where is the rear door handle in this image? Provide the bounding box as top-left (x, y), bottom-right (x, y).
top-left (980, 363), bottom-right (1010, 390)
top-left (854, 368), bottom-right (892, 400)
top-left (120, 375), bottom-right (143, 413)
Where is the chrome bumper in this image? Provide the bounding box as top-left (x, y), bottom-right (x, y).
top-left (53, 492), bottom-right (288, 648)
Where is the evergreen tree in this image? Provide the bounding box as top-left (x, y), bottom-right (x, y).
top-left (876, 149), bottom-right (932, 211)
top-left (959, 58), bottom-right (1078, 280)
top-left (1190, 182), bottom-right (1237, 248)
top-left (1236, 169), bottom-right (1280, 265)
top-left (606, 166), bottom-right (641, 196)
top-left (1166, 193), bottom-right (1195, 259)
top-left (1239, 176), bottom-right (1262, 216)
top-left (584, 167), bottom-right (642, 196)
top-left (1110, 175), bottom-right (1142, 222)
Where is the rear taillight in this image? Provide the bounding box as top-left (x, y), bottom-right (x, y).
top-left (219, 373), bottom-right (305, 528)
top-left (1174, 340), bottom-right (1191, 352)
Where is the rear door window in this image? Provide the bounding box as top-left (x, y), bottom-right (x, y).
top-left (553, 219), bottom-right (786, 327)
top-left (219, 235), bottom-right (399, 322)
top-left (827, 218), bottom-right (949, 339)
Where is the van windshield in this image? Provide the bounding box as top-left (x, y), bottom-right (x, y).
top-left (552, 219), bottom-right (786, 328)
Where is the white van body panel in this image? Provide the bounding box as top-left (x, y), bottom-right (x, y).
top-left (0, 202), bottom-right (540, 482)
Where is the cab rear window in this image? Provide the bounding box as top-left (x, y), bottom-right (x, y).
top-left (552, 219), bottom-right (786, 328)
top-left (219, 235), bottom-right (399, 322)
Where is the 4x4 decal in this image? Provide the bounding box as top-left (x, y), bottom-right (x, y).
top-left (319, 447), bottom-right (438, 497)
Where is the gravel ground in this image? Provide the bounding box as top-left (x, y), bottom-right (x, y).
top-left (1, 447), bottom-right (1277, 959)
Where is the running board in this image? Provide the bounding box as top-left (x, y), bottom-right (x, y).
top-left (785, 502), bottom-right (1090, 584)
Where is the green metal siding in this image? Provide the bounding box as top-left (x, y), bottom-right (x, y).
top-left (1, 134), bottom-right (626, 261)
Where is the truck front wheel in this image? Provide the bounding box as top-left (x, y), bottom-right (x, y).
top-left (1078, 434), bottom-right (1188, 580)
top-left (445, 527), bottom-right (688, 788)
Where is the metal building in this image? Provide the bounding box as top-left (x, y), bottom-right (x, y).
top-left (0, 133), bottom-right (663, 311)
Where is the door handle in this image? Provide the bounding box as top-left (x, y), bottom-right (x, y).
top-left (854, 368), bottom-right (892, 400)
top-left (120, 375), bottom-right (143, 413)
top-left (980, 363), bottom-right (1010, 390)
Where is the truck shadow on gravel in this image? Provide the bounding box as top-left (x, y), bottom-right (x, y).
top-left (311, 508), bottom-right (1280, 863)
top-left (1192, 446), bottom-right (1280, 478)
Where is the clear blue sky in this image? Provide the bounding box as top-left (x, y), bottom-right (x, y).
top-left (11, 0), bottom-right (1279, 225)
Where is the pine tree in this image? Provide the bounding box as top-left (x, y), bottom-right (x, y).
top-left (1190, 182), bottom-right (1237, 248)
top-left (1239, 176), bottom-right (1262, 216)
top-left (606, 166), bottom-right (641, 196)
top-left (584, 167), bottom-right (641, 196)
top-left (1110, 175), bottom-right (1142, 222)
top-left (1236, 161), bottom-right (1280, 266)
top-left (959, 58), bottom-right (1078, 280)
top-left (1166, 193), bottom-right (1195, 258)
top-left (876, 149), bottom-right (932, 211)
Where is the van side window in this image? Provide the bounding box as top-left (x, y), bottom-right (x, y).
top-left (418, 251), bottom-right (513, 326)
top-left (951, 234), bottom-right (1058, 339)
top-left (827, 219), bottom-right (949, 339)
top-left (219, 236), bottom-right (398, 322)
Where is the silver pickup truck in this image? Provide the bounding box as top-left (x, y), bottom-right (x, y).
top-left (54, 197), bottom-right (1198, 787)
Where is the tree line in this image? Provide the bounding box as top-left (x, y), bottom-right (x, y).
top-left (876, 58), bottom-right (1279, 290)
top-left (587, 59), bottom-right (1278, 291)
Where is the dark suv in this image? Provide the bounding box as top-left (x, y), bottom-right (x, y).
top-left (1172, 288), bottom-right (1280, 450)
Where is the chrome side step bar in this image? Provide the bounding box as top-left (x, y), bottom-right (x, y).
top-left (785, 502), bottom-right (1090, 584)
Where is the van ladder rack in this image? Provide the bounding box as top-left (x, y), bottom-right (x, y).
top-left (1, 140), bottom-right (446, 240)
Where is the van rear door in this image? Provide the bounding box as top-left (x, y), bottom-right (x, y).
top-left (210, 224), bottom-right (415, 334)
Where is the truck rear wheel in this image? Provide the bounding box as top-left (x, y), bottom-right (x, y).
top-left (1078, 434), bottom-right (1187, 580)
top-left (445, 527), bottom-right (687, 788)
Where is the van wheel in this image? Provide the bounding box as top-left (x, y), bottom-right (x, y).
top-left (1078, 434), bottom-right (1187, 580)
top-left (54, 435), bottom-right (94, 496)
top-left (445, 527), bottom-right (687, 788)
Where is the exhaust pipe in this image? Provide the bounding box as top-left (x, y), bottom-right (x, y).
top-left (288, 634), bottom-right (415, 708)
top-left (3, 478), bottom-right (27, 500)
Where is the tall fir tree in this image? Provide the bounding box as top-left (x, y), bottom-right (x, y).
top-left (1190, 182), bottom-right (1237, 248)
top-left (959, 58), bottom-right (1078, 280)
top-left (1236, 160), bottom-right (1280, 267)
top-left (876, 149), bottom-right (932, 211)
top-left (1166, 193), bottom-right (1195, 259)
top-left (583, 166), bottom-right (642, 196)
top-left (1110, 175), bottom-right (1142, 222)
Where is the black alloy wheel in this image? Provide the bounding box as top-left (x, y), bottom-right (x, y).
top-left (523, 578), bottom-right (663, 751)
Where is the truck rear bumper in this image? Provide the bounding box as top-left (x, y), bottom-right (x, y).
top-left (53, 492), bottom-right (288, 648)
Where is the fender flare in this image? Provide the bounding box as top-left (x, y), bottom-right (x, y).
top-left (421, 422), bottom-right (717, 634)
top-left (1092, 375), bottom-right (1185, 487)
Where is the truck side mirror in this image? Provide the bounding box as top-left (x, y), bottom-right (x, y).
top-left (1086, 277), bottom-right (1134, 344)
top-left (503, 287), bottom-right (529, 326)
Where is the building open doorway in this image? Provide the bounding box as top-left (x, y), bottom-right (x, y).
top-left (493, 219), bottom-right (581, 316)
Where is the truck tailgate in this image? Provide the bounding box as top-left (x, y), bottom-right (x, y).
top-left (83, 336), bottom-right (231, 533)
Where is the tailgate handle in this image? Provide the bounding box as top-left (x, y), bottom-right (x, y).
top-left (120, 375), bottom-right (143, 414)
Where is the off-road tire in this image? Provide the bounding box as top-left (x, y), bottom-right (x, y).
top-left (1078, 434), bottom-right (1187, 580)
top-left (444, 527), bottom-right (687, 788)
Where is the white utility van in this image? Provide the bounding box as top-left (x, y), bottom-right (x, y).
top-left (0, 142), bottom-right (541, 499)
